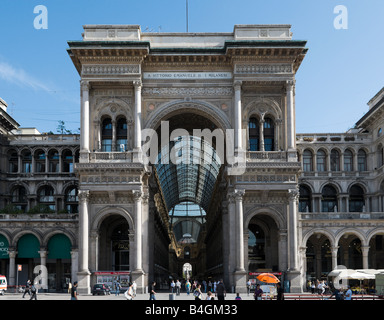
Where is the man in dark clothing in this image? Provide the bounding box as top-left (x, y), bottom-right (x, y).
top-left (22, 280), bottom-right (31, 298)
top-left (276, 282), bottom-right (284, 300)
top-left (215, 279), bottom-right (226, 300)
top-left (30, 283), bottom-right (37, 300)
top-left (71, 281), bottom-right (78, 300)
top-left (149, 281), bottom-right (156, 300)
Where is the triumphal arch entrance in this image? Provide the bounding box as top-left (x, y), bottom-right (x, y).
top-left (67, 24), bottom-right (307, 293)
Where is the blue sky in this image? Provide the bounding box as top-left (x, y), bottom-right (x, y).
top-left (0, 0), bottom-right (383, 133)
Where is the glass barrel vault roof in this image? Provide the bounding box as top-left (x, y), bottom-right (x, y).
top-left (155, 136), bottom-right (222, 213)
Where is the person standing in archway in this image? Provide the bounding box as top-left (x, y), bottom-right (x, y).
top-left (215, 279), bottom-right (226, 301)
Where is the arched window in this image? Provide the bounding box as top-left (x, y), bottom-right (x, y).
top-left (116, 117), bottom-right (128, 152)
top-left (21, 150), bottom-right (32, 173)
top-left (358, 149), bottom-right (367, 172)
top-left (38, 185), bottom-right (55, 211)
top-left (299, 185), bottom-right (312, 212)
top-left (317, 150), bottom-right (327, 172)
top-left (248, 117), bottom-right (259, 151)
top-left (62, 149), bottom-right (74, 173)
top-left (48, 149), bottom-right (59, 173)
top-left (11, 186), bottom-right (27, 212)
top-left (8, 150), bottom-right (18, 173)
top-left (101, 117), bottom-right (112, 152)
top-left (35, 149), bottom-right (46, 173)
top-left (330, 149), bottom-right (340, 171)
top-left (303, 150), bottom-right (313, 172)
top-left (321, 185), bottom-right (338, 212)
top-left (349, 185), bottom-right (365, 212)
top-left (263, 117), bottom-right (274, 151)
top-left (378, 144), bottom-right (384, 168)
top-left (344, 149), bottom-right (353, 172)
top-left (65, 187), bottom-right (78, 213)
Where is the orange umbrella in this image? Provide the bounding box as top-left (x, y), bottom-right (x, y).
top-left (256, 273), bottom-right (280, 284)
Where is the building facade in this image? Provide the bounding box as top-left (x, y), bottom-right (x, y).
top-left (0, 24), bottom-right (383, 294)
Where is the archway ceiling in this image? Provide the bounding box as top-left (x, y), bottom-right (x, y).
top-left (155, 135), bottom-right (221, 213)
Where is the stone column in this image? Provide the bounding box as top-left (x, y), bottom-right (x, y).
top-left (287, 188), bottom-right (302, 293)
top-left (233, 189), bottom-right (247, 293)
top-left (286, 80), bottom-right (295, 150)
top-left (38, 250), bottom-right (48, 291)
top-left (8, 250), bottom-right (16, 288)
top-left (234, 81), bottom-right (243, 151)
top-left (288, 188), bottom-right (299, 270)
top-left (80, 80), bottom-right (90, 162)
top-left (278, 230), bottom-right (288, 271)
top-left (275, 119), bottom-right (282, 151)
top-left (259, 118), bottom-right (265, 152)
top-left (70, 249), bottom-right (78, 284)
top-left (331, 246), bottom-right (339, 270)
top-left (221, 204), bottom-right (230, 286)
top-left (362, 246), bottom-right (370, 269)
top-left (234, 189), bottom-right (245, 272)
top-left (77, 189), bottom-right (91, 294)
top-left (134, 81), bottom-right (142, 151)
top-left (132, 190), bottom-right (145, 293)
top-left (227, 193), bottom-right (236, 290)
top-left (112, 119), bottom-right (117, 151)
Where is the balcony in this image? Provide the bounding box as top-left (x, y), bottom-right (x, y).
top-left (0, 213), bottom-right (78, 221)
top-left (90, 151), bottom-right (134, 162)
top-left (246, 151), bottom-right (288, 162)
top-left (300, 212), bottom-right (384, 220)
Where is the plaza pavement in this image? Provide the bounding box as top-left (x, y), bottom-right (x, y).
top-left (0, 291), bottom-right (382, 300)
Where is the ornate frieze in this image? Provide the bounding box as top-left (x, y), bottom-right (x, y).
top-left (235, 64), bottom-right (292, 74)
top-left (236, 174), bottom-right (297, 183)
top-left (82, 64), bottom-right (140, 75)
top-left (142, 87), bottom-right (233, 97)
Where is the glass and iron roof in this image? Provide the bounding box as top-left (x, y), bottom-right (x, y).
top-left (170, 201), bottom-right (206, 243)
top-left (155, 135), bottom-right (221, 213)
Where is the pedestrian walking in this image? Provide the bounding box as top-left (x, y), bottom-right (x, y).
top-left (149, 281), bottom-right (156, 300)
top-left (124, 282), bottom-right (134, 300)
top-left (176, 279), bottom-right (181, 295)
top-left (254, 284), bottom-right (263, 300)
top-left (185, 279), bottom-right (191, 295)
top-left (115, 281), bottom-right (121, 296)
top-left (170, 280), bottom-right (175, 293)
top-left (30, 283), bottom-right (37, 300)
top-left (193, 284), bottom-right (204, 301)
top-left (311, 281), bottom-right (316, 294)
top-left (215, 279), bottom-right (226, 301)
top-left (68, 281), bottom-right (72, 294)
top-left (276, 282), bottom-right (284, 300)
top-left (344, 286), bottom-right (352, 300)
top-left (71, 281), bottom-right (78, 300)
top-left (22, 280), bottom-right (31, 298)
top-left (246, 280), bottom-right (251, 296)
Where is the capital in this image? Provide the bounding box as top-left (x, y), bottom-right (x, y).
top-left (233, 80), bottom-right (242, 91)
top-left (80, 80), bottom-right (90, 91)
top-left (234, 188), bottom-right (245, 201)
top-left (78, 190), bottom-right (90, 202)
top-left (132, 190), bottom-right (142, 201)
top-left (133, 80), bottom-right (142, 89)
top-left (288, 188), bottom-right (299, 202)
top-left (286, 79), bottom-right (295, 90)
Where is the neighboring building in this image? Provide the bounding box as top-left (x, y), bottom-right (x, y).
top-left (0, 24), bottom-right (383, 294)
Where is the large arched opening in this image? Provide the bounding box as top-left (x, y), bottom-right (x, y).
top-left (148, 103), bottom-right (227, 284)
